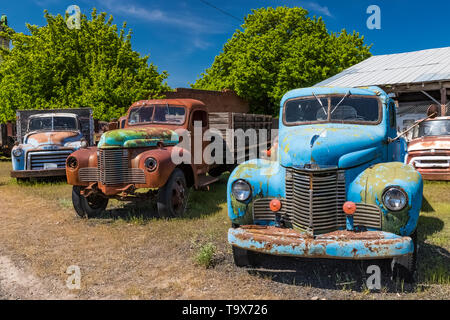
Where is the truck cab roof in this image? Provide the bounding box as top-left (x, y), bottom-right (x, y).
top-left (29, 113), bottom-right (79, 119)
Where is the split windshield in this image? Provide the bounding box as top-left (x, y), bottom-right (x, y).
top-left (414, 120), bottom-right (450, 138)
top-left (28, 116), bottom-right (78, 131)
top-left (284, 95), bottom-right (380, 125)
top-left (128, 105), bottom-right (186, 125)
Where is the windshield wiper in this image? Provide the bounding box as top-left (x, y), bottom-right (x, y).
top-left (330, 90), bottom-right (352, 115)
top-left (312, 92), bottom-right (327, 117)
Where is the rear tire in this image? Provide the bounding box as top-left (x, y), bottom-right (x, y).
top-left (72, 186), bottom-right (108, 218)
top-left (232, 246), bottom-right (257, 267)
top-left (157, 169), bottom-right (189, 218)
top-left (391, 231), bottom-right (418, 283)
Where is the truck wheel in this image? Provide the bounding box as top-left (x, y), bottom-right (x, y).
top-left (72, 186), bottom-right (108, 218)
top-left (232, 246), bottom-right (257, 267)
top-left (157, 168), bottom-right (189, 218)
top-left (391, 231), bottom-right (418, 283)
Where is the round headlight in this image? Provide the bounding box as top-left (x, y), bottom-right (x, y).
top-left (80, 139), bottom-right (88, 148)
top-left (145, 157), bottom-right (158, 172)
top-left (12, 148), bottom-right (23, 158)
top-left (382, 187), bottom-right (408, 212)
top-left (67, 156), bottom-right (78, 169)
top-left (232, 179), bottom-right (252, 202)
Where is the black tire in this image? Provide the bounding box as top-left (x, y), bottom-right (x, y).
top-left (391, 231), bottom-right (418, 283)
top-left (232, 246), bottom-right (257, 267)
top-left (157, 168), bottom-right (189, 218)
top-left (72, 186), bottom-right (108, 218)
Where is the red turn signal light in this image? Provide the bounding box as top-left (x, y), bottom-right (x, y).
top-left (270, 199), bottom-right (282, 212)
top-left (343, 201), bottom-right (356, 215)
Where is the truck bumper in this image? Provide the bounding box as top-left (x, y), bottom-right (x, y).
top-left (416, 169), bottom-right (450, 181)
top-left (228, 225), bottom-right (413, 260)
top-left (10, 169), bottom-right (67, 178)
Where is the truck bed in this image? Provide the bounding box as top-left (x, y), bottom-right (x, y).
top-left (209, 112), bottom-right (273, 163)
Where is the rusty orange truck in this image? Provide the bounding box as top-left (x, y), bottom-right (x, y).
top-left (406, 116), bottom-right (450, 180)
top-left (66, 99), bottom-right (272, 218)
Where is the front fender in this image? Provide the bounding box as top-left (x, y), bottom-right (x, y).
top-left (347, 162), bottom-right (423, 236)
top-left (227, 159), bottom-right (285, 224)
top-left (133, 147), bottom-right (179, 188)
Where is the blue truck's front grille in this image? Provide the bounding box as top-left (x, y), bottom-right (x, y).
top-left (27, 150), bottom-right (73, 170)
top-left (285, 167), bottom-right (347, 235)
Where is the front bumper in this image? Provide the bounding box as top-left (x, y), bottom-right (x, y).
top-left (229, 226), bottom-right (413, 259)
top-left (10, 169), bottom-right (67, 178)
top-left (416, 169), bottom-right (450, 181)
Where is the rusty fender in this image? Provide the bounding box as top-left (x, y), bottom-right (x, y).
top-left (228, 226), bottom-right (414, 259)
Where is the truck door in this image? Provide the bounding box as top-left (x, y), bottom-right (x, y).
top-left (387, 101), bottom-right (407, 162)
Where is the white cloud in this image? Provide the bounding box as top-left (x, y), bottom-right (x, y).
top-left (96, 0), bottom-right (225, 35)
top-left (300, 1), bottom-right (333, 17)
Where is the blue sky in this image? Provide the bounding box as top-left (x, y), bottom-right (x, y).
top-left (1, 0), bottom-right (449, 88)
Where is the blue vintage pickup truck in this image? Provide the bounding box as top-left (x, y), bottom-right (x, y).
top-left (227, 86), bottom-right (423, 281)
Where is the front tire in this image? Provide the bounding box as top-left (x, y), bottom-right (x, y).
top-left (157, 168), bottom-right (189, 218)
top-left (391, 231), bottom-right (418, 283)
top-left (72, 186), bottom-right (109, 218)
top-left (232, 246), bottom-right (257, 267)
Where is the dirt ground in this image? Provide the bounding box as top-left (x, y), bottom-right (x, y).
top-left (0, 161), bottom-right (449, 300)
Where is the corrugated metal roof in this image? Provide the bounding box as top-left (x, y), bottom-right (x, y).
top-left (316, 46), bottom-right (450, 87)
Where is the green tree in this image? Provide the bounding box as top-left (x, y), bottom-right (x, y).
top-left (0, 9), bottom-right (169, 122)
top-left (193, 7), bottom-right (372, 115)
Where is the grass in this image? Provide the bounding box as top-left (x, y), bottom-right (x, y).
top-left (0, 160), bottom-right (449, 299)
top-left (195, 242), bottom-right (217, 268)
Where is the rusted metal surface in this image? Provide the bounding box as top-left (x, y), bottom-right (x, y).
top-left (229, 226), bottom-right (413, 259)
top-left (407, 134), bottom-right (450, 181)
top-left (10, 168), bottom-right (66, 178)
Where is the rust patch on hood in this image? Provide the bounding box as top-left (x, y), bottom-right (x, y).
top-left (26, 131), bottom-right (79, 145)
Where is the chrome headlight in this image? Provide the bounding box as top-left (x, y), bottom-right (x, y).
top-left (80, 138), bottom-right (88, 148)
top-left (144, 157), bottom-right (158, 172)
top-left (232, 179), bottom-right (252, 202)
top-left (382, 187), bottom-right (408, 212)
top-left (12, 148), bottom-right (23, 158)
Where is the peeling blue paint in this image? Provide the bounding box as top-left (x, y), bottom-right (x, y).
top-left (227, 86), bottom-right (423, 260)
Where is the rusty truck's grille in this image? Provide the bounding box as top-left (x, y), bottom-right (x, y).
top-left (79, 167), bottom-right (99, 182)
top-left (285, 167), bottom-right (346, 235)
top-left (253, 197), bottom-right (286, 222)
top-left (97, 149), bottom-right (146, 185)
top-left (28, 150), bottom-right (73, 170)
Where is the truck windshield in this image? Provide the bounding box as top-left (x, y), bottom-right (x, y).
top-left (284, 96), bottom-right (380, 125)
top-left (28, 116), bottom-right (78, 131)
top-left (414, 120), bottom-right (450, 138)
top-left (128, 105), bottom-right (186, 125)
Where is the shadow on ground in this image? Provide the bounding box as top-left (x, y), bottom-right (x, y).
top-left (242, 216), bottom-right (447, 293)
top-left (95, 174), bottom-right (229, 223)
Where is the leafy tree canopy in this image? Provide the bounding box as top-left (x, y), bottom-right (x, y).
top-left (193, 6), bottom-right (372, 115)
top-left (0, 9), bottom-right (169, 122)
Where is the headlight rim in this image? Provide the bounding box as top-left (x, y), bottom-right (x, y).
top-left (67, 156), bottom-right (79, 170)
top-left (144, 157), bottom-right (158, 172)
top-left (12, 147), bottom-right (23, 158)
top-left (231, 179), bottom-right (252, 202)
top-left (382, 186), bottom-right (408, 212)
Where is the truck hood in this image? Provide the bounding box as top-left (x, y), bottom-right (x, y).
top-left (24, 131), bottom-right (81, 147)
top-left (408, 135), bottom-right (450, 152)
top-left (98, 127), bottom-right (179, 149)
top-left (278, 124), bottom-right (386, 169)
